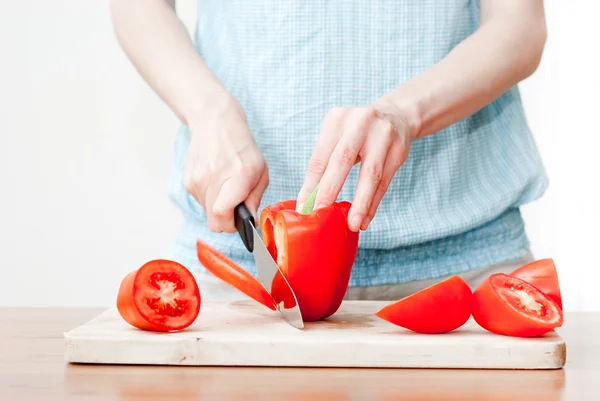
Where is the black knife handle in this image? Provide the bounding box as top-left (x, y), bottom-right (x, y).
top-left (234, 202), bottom-right (255, 253)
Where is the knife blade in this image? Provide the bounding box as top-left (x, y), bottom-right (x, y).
top-left (234, 202), bottom-right (304, 329)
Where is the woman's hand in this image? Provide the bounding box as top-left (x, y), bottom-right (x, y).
top-left (184, 96), bottom-right (268, 233)
top-left (296, 0), bottom-right (547, 233)
top-left (111, 0), bottom-right (268, 233)
top-left (296, 102), bottom-right (420, 232)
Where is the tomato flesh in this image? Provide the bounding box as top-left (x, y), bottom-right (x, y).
top-left (510, 258), bottom-right (563, 309)
top-left (137, 271), bottom-right (192, 319)
top-left (374, 276), bottom-right (473, 334)
top-left (117, 259), bottom-right (201, 332)
top-left (472, 273), bottom-right (563, 337)
top-left (496, 279), bottom-right (552, 322)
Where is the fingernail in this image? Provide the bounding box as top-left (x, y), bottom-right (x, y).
top-left (350, 215), bottom-right (361, 230)
top-left (361, 217), bottom-right (371, 231)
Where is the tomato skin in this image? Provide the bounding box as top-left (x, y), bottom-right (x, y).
top-left (472, 273), bottom-right (563, 338)
top-left (116, 259), bottom-right (201, 332)
top-left (510, 258), bottom-right (563, 310)
top-left (117, 270), bottom-right (155, 331)
top-left (374, 276), bottom-right (473, 334)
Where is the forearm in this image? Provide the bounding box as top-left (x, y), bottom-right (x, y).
top-left (377, 0), bottom-right (547, 140)
top-left (109, 0), bottom-right (231, 126)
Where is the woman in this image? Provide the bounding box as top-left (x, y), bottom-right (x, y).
top-left (110, 0), bottom-right (548, 301)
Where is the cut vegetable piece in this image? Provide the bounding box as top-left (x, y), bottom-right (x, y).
top-left (472, 273), bottom-right (563, 337)
top-left (510, 258), bottom-right (563, 309)
top-left (195, 197), bottom-right (360, 322)
top-left (260, 199), bottom-right (359, 322)
top-left (116, 259), bottom-right (201, 332)
top-left (374, 276), bottom-right (472, 334)
top-left (195, 239), bottom-right (276, 310)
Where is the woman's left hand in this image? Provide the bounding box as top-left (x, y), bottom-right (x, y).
top-left (296, 102), bottom-right (420, 232)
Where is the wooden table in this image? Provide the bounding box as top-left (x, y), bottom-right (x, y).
top-left (1, 308), bottom-right (598, 401)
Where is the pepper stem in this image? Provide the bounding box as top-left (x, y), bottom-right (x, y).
top-left (300, 185), bottom-right (319, 214)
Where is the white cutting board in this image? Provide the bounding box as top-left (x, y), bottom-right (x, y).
top-left (64, 300), bottom-right (565, 369)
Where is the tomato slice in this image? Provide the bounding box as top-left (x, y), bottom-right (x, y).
top-left (509, 258), bottom-right (563, 309)
top-left (195, 239), bottom-right (276, 310)
top-left (374, 276), bottom-right (473, 334)
top-left (472, 273), bottom-right (563, 337)
top-left (116, 259), bottom-right (201, 332)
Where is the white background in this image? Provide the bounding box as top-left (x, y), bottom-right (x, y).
top-left (0, 1), bottom-right (598, 311)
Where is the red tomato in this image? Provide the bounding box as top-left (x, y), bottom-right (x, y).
top-left (374, 276), bottom-right (472, 334)
top-left (510, 258), bottom-right (563, 309)
top-left (472, 273), bottom-right (563, 337)
top-left (117, 259), bottom-right (201, 332)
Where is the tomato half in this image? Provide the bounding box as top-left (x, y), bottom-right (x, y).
top-left (116, 259), bottom-right (201, 332)
top-left (374, 276), bottom-right (472, 334)
top-left (471, 273), bottom-right (563, 337)
top-left (510, 258), bottom-right (563, 309)
top-left (196, 239), bottom-right (276, 310)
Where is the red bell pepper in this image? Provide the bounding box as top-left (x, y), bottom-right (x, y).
top-left (195, 240), bottom-right (277, 311)
top-left (195, 194), bottom-right (359, 322)
top-left (259, 199), bottom-right (359, 321)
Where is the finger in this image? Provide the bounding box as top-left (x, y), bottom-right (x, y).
top-left (295, 107), bottom-right (345, 212)
top-left (245, 166), bottom-right (269, 221)
top-left (210, 177), bottom-right (245, 233)
top-left (204, 176), bottom-right (226, 233)
top-left (191, 171), bottom-right (210, 213)
top-left (212, 165), bottom-right (262, 233)
top-left (313, 108), bottom-right (377, 209)
top-left (347, 118), bottom-right (394, 231)
top-left (362, 139), bottom-right (408, 230)
top-left (183, 155), bottom-right (206, 209)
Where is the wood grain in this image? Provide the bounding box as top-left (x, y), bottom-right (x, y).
top-left (64, 300), bottom-right (565, 369)
top-left (1, 307), bottom-right (599, 401)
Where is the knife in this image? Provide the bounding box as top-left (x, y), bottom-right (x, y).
top-left (234, 202), bottom-right (304, 329)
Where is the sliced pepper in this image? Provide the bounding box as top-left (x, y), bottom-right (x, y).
top-left (195, 195), bottom-right (359, 322)
top-left (195, 239), bottom-right (277, 311)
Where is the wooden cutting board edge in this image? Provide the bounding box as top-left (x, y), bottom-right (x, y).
top-left (62, 300), bottom-right (567, 370)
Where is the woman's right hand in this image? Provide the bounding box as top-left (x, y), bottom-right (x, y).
top-left (184, 96), bottom-right (268, 233)
top-left (110, 0), bottom-right (268, 232)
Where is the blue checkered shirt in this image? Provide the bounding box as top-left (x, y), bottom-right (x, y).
top-left (167, 0), bottom-right (548, 287)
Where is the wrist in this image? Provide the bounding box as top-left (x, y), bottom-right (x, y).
top-left (184, 89), bottom-right (245, 132)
